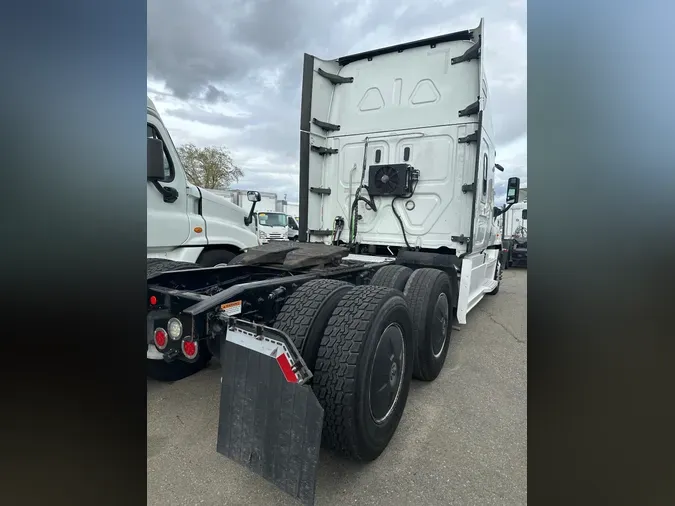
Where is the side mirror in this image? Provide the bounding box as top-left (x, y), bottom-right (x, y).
top-left (147, 138), bottom-right (165, 180)
top-left (505, 177), bottom-right (520, 205)
top-left (244, 191), bottom-right (261, 226)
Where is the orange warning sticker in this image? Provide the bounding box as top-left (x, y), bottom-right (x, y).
top-left (220, 300), bottom-right (242, 316)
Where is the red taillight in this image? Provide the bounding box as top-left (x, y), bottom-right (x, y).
top-left (181, 338), bottom-right (198, 359)
top-left (154, 328), bottom-right (168, 350)
top-left (149, 296), bottom-right (157, 306)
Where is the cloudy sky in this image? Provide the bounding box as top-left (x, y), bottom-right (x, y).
top-left (148, 0), bottom-right (526, 204)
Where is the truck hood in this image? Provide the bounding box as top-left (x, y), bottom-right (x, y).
top-left (197, 187), bottom-right (259, 242)
top-left (199, 187), bottom-right (248, 217)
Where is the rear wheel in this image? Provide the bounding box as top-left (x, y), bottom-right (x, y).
top-left (274, 279), bottom-right (353, 372)
top-left (404, 268), bottom-right (452, 382)
top-left (197, 249), bottom-right (237, 267)
top-left (146, 258), bottom-right (212, 382)
top-left (369, 265), bottom-right (413, 292)
top-left (313, 285), bottom-right (414, 462)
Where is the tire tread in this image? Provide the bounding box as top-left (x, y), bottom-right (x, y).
top-left (370, 265), bottom-right (413, 291)
top-left (274, 279), bottom-right (352, 361)
top-left (313, 285), bottom-right (403, 459)
top-left (404, 268), bottom-right (452, 381)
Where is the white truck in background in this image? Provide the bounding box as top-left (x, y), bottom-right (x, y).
top-left (255, 211), bottom-right (299, 243)
top-left (146, 96), bottom-right (261, 380)
top-left (283, 202), bottom-right (301, 240)
top-left (501, 200), bottom-right (527, 268)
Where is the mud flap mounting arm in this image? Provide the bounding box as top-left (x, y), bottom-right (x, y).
top-left (221, 317), bottom-right (313, 384)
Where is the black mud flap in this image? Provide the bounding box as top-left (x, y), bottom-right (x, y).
top-left (216, 318), bottom-right (324, 506)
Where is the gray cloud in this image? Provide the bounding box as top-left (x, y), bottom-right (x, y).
top-left (203, 85), bottom-right (229, 103)
top-left (148, 0), bottom-right (526, 201)
top-left (163, 107), bottom-right (248, 128)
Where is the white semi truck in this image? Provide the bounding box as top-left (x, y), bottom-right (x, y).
top-left (146, 19), bottom-right (520, 505)
top-left (146, 97), bottom-right (261, 379)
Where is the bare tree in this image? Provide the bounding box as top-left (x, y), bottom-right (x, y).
top-left (177, 143), bottom-right (244, 189)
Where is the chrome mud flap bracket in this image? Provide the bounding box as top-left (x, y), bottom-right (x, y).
top-left (216, 318), bottom-right (324, 506)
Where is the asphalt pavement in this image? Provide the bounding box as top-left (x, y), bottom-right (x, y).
top-left (148, 268), bottom-right (527, 506)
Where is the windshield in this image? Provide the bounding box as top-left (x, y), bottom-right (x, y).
top-left (258, 212), bottom-right (287, 227)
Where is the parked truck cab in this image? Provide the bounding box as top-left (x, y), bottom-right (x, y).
top-left (146, 97), bottom-right (259, 266)
top-left (146, 97), bottom-right (260, 378)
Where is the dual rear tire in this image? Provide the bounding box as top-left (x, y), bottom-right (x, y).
top-left (274, 265), bottom-right (454, 461)
top-left (369, 265), bottom-right (453, 382)
top-left (275, 280), bottom-right (414, 461)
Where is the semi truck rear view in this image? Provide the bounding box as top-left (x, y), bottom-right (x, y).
top-left (146, 19), bottom-right (521, 506)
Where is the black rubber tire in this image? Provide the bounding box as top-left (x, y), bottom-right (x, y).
top-left (273, 279), bottom-right (353, 372)
top-left (146, 258), bottom-right (212, 382)
top-left (147, 258), bottom-right (200, 277)
top-left (403, 268), bottom-right (452, 382)
top-left (313, 285), bottom-right (414, 462)
top-left (197, 249), bottom-right (237, 267)
top-left (488, 260), bottom-right (501, 295)
top-left (369, 265), bottom-right (413, 292)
